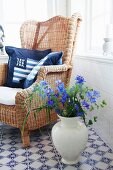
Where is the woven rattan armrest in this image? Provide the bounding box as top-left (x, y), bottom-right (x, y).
top-left (16, 64), bottom-right (72, 105)
top-left (0, 63), bottom-right (8, 85)
top-left (38, 64), bottom-right (72, 77)
top-left (15, 74), bottom-right (45, 107)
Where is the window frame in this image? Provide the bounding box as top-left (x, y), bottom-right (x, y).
top-left (0, 0), bottom-right (50, 47)
top-left (68, 0), bottom-right (113, 55)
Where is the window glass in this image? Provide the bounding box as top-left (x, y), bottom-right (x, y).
top-left (1, 0), bottom-right (48, 47)
top-left (3, 0), bottom-right (25, 23)
top-left (70, 0), bottom-right (112, 54)
top-left (4, 24), bottom-right (21, 47)
top-left (91, 0), bottom-right (110, 51)
top-left (25, 0), bottom-right (47, 21)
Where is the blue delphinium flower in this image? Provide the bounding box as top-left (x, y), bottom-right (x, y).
top-left (82, 100), bottom-right (90, 109)
top-left (54, 93), bottom-right (59, 98)
top-left (39, 80), bottom-right (48, 86)
top-left (86, 91), bottom-right (93, 98)
top-left (75, 104), bottom-right (79, 111)
top-left (75, 75), bottom-right (85, 84)
top-left (90, 97), bottom-right (96, 103)
top-left (77, 112), bottom-right (84, 116)
top-left (47, 100), bottom-right (54, 107)
top-left (46, 88), bottom-right (54, 97)
top-left (61, 93), bottom-right (68, 104)
top-left (55, 108), bottom-right (61, 115)
top-left (87, 90), bottom-right (100, 98)
top-left (86, 90), bottom-right (100, 103)
top-left (93, 90), bottom-right (100, 98)
top-left (86, 91), bottom-right (96, 103)
top-left (56, 82), bottom-right (66, 94)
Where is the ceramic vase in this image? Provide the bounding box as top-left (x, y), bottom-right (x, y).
top-left (51, 116), bottom-right (88, 165)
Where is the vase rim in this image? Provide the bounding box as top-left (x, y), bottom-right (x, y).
top-left (58, 115), bottom-right (79, 119)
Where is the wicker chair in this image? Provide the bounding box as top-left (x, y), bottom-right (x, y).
top-left (0, 13), bottom-right (82, 147)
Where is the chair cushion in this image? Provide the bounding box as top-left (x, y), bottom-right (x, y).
top-left (0, 86), bottom-right (22, 105)
top-left (5, 46), bottom-right (51, 88)
top-left (22, 51), bottom-right (63, 88)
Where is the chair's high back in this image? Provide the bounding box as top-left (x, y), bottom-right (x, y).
top-left (20, 14), bottom-right (82, 65)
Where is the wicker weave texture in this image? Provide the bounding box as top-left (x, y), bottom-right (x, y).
top-left (0, 64), bottom-right (7, 85)
top-left (20, 14), bottom-right (81, 64)
top-left (0, 13), bottom-right (82, 147)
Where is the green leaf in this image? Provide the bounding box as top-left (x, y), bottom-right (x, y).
top-left (34, 111), bottom-right (38, 121)
top-left (88, 119), bottom-right (93, 125)
top-left (102, 100), bottom-right (107, 105)
top-left (89, 106), bottom-right (94, 111)
top-left (94, 116), bottom-right (97, 122)
top-left (100, 104), bottom-right (104, 108)
top-left (95, 103), bottom-right (99, 109)
top-left (21, 111), bottom-right (30, 135)
top-left (46, 107), bottom-right (51, 124)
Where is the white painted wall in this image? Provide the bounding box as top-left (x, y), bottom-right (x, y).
top-left (70, 55), bottom-right (113, 150)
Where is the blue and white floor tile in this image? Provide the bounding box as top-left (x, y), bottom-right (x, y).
top-left (0, 124), bottom-right (113, 170)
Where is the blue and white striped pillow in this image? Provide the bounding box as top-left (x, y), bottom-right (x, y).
top-left (5, 46), bottom-right (51, 88)
top-left (23, 51), bottom-right (63, 88)
top-left (13, 58), bottom-right (39, 83)
top-left (23, 56), bottom-right (49, 88)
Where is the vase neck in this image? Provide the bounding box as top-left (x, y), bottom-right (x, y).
top-left (59, 116), bottom-right (79, 128)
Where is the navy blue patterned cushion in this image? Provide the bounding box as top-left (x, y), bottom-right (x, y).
top-left (22, 51), bottom-right (63, 88)
top-left (5, 46), bottom-right (51, 88)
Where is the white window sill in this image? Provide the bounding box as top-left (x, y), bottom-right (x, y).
top-left (1, 52), bottom-right (113, 64)
top-left (75, 52), bottom-right (113, 64)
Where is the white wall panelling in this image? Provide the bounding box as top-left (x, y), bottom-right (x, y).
top-left (70, 55), bottom-right (113, 150)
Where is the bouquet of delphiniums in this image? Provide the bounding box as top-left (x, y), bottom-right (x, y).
top-left (25, 75), bottom-right (106, 127)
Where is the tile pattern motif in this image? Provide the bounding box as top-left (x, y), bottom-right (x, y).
top-left (0, 124), bottom-right (113, 170)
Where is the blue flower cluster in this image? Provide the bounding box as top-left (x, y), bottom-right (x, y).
top-left (34, 75), bottom-right (106, 126)
top-left (75, 75), bottom-right (85, 84)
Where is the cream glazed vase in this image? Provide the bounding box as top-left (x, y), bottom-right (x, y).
top-left (51, 116), bottom-right (88, 165)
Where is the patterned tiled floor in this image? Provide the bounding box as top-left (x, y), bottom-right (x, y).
top-left (0, 124), bottom-right (113, 170)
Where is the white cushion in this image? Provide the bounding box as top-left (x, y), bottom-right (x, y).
top-left (0, 86), bottom-right (22, 105)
